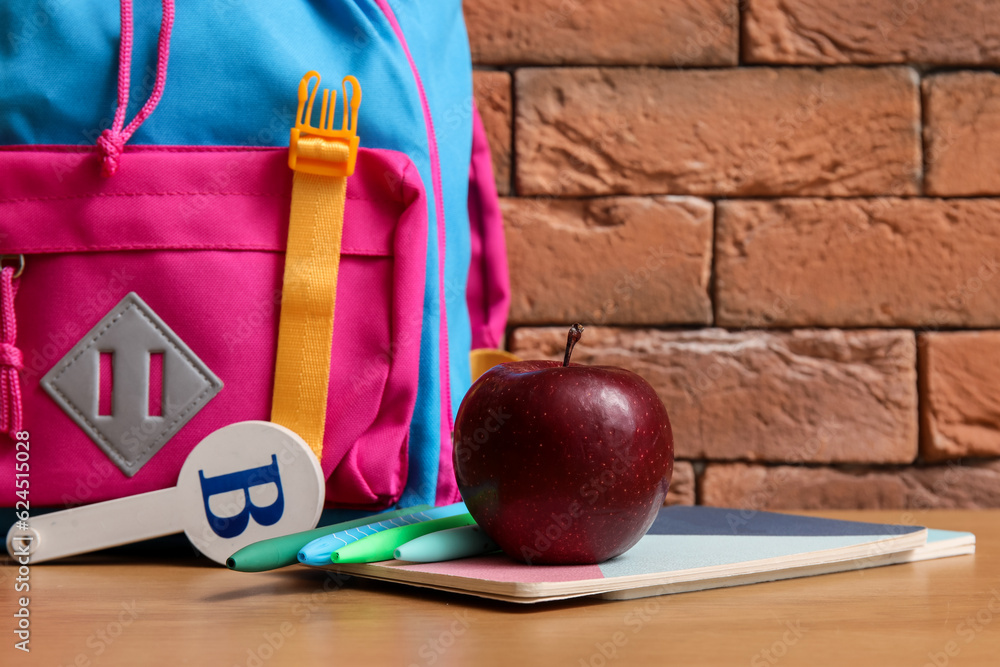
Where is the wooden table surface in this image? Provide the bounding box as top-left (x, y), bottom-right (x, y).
top-left (2, 509), bottom-right (998, 666)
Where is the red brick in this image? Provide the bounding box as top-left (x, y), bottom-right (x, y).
top-left (509, 327), bottom-right (917, 464)
top-left (920, 332), bottom-right (1000, 462)
top-left (473, 71), bottom-right (512, 196)
top-left (464, 0), bottom-right (738, 66)
top-left (516, 67), bottom-right (920, 197)
top-left (743, 0), bottom-right (1000, 66)
top-left (716, 199), bottom-right (1000, 328)
top-left (701, 461), bottom-right (1000, 510)
top-left (502, 196), bottom-right (713, 325)
top-left (666, 461), bottom-right (696, 506)
top-left (924, 72), bottom-right (1000, 196)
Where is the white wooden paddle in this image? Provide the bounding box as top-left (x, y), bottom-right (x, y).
top-left (6, 421), bottom-right (325, 565)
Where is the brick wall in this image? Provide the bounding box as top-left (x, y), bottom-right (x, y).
top-left (465, 0), bottom-right (1000, 510)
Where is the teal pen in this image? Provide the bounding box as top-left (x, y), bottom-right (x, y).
top-left (394, 524), bottom-right (500, 563)
top-left (226, 504), bottom-right (432, 572)
top-left (330, 514), bottom-right (476, 564)
top-left (297, 501), bottom-right (468, 566)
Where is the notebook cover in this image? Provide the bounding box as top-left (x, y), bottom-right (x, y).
top-left (311, 507), bottom-right (945, 603)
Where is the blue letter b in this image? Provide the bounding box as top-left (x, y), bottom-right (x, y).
top-left (199, 455), bottom-right (285, 538)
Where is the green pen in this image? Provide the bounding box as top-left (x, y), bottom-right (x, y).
top-left (329, 513), bottom-right (477, 564)
top-left (226, 504), bottom-right (432, 572)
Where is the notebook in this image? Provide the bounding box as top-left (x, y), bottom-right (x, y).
top-left (309, 507), bottom-right (975, 604)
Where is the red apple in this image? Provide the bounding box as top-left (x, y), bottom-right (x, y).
top-left (453, 324), bottom-right (673, 564)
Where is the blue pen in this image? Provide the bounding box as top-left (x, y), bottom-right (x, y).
top-left (393, 525), bottom-right (500, 563)
top-left (297, 501), bottom-right (468, 566)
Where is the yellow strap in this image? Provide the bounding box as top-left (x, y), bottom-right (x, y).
top-left (470, 348), bottom-right (521, 382)
top-left (271, 72), bottom-right (361, 463)
top-left (271, 152), bottom-right (347, 461)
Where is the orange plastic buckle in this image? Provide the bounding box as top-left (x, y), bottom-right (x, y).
top-left (288, 71), bottom-right (361, 177)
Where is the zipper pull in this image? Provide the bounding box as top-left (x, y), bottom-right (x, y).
top-left (0, 255), bottom-right (24, 438)
top-left (288, 71), bottom-right (361, 177)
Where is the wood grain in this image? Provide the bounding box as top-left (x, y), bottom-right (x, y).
top-left (2, 510), bottom-right (996, 666)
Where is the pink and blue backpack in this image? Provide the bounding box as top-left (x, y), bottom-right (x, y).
top-left (0, 0), bottom-right (510, 515)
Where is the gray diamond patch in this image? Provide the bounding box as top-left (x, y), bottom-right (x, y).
top-left (41, 292), bottom-right (223, 477)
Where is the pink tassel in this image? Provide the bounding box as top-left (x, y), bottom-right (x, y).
top-left (0, 266), bottom-right (23, 437)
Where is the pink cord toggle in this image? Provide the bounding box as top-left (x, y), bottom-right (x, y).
top-left (0, 267), bottom-right (23, 437)
top-left (97, 0), bottom-right (175, 177)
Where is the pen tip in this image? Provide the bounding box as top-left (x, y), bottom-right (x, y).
top-left (226, 557), bottom-right (236, 570)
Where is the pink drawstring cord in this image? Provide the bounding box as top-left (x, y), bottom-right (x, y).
top-left (97, 0), bottom-right (175, 177)
top-left (0, 266), bottom-right (23, 437)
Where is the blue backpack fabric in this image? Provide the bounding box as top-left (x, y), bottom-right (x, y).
top-left (0, 0), bottom-right (485, 509)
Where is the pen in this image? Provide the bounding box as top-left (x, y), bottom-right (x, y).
top-left (297, 501), bottom-right (468, 566)
top-left (330, 513), bottom-right (477, 564)
top-left (226, 504), bottom-right (431, 572)
top-left (394, 524), bottom-right (500, 563)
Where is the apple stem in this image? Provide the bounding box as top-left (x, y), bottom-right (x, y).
top-left (563, 323), bottom-right (585, 367)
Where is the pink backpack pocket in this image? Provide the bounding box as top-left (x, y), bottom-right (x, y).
top-left (466, 104), bottom-right (511, 351)
top-left (0, 144), bottom-right (428, 510)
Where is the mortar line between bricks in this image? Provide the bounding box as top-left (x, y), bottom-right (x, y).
top-left (500, 194), bottom-right (1000, 202)
top-left (507, 325), bottom-right (1000, 333)
top-left (710, 200), bottom-right (719, 327)
top-left (700, 461), bottom-right (990, 470)
top-left (509, 66), bottom-right (518, 197)
top-left (737, 0), bottom-right (748, 66)
top-left (919, 70), bottom-right (930, 197)
top-left (487, 63), bottom-right (928, 72)
top-left (916, 337), bottom-right (931, 464)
